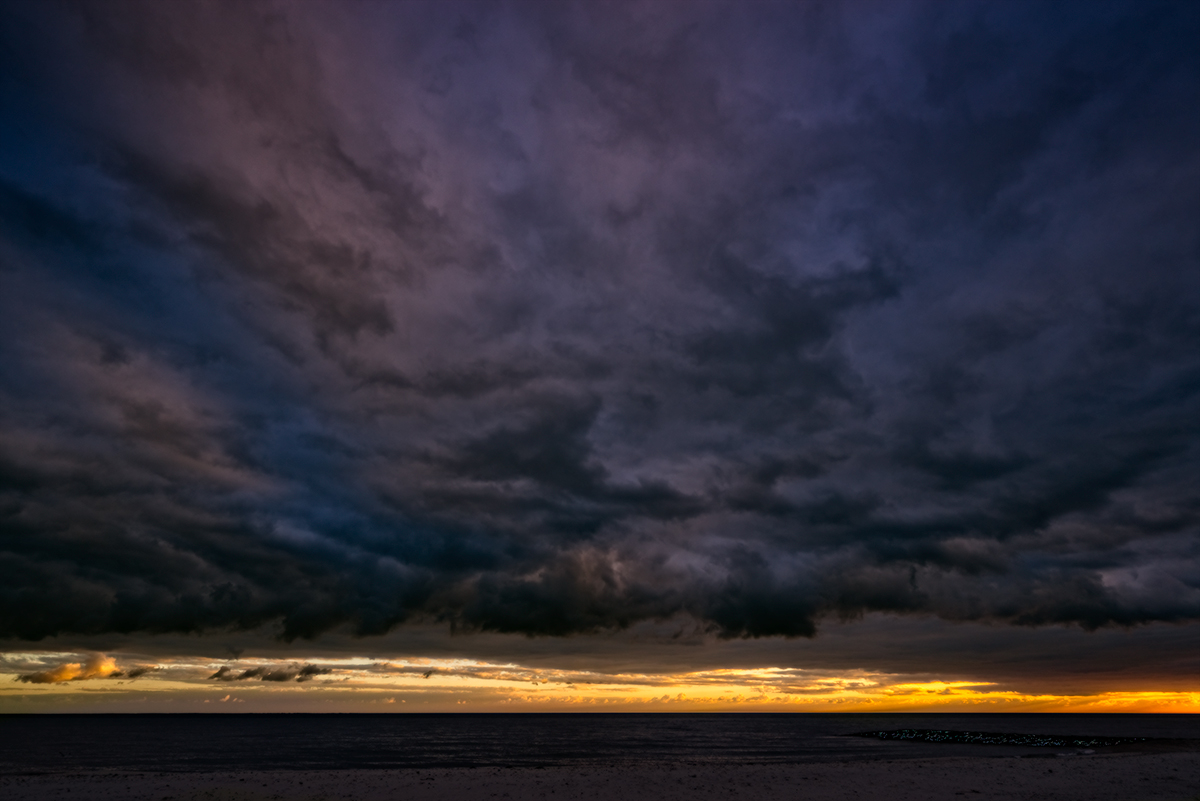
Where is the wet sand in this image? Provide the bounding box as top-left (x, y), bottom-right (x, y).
top-left (3, 752), bottom-right (1198, 801)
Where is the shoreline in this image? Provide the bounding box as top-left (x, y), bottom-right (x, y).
top-left (3, 751), bottom-right (1198, 801)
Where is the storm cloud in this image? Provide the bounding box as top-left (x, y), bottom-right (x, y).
top-left (0, 0), bottom-right (1197, 657)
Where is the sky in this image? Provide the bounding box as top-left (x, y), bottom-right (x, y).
top-left (0, 0), bottom-right (1197, 713)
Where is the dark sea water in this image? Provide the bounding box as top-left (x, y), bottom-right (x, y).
top-left (0, 714), bottom-right (1196, 773)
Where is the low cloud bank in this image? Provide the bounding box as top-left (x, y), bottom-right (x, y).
top-left (209, 663), bottom-right (331, 683)
top-left (17, 654), bottom-right (119, 684)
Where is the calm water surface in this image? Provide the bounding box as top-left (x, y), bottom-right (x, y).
top-left (0, 713), bottom-right (1196, 773)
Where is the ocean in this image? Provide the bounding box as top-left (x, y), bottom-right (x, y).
top-left (0, 713), bottom-right (1195, 773)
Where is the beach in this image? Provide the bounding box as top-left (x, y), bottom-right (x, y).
top-left (4, 752), bottom-right (1198, 801)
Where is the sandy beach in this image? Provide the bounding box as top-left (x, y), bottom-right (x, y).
top-left (3, 752), bottom-right (1197, 801)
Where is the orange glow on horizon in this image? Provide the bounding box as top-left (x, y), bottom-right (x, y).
top-left (2, 652), bottom-right (1197, 713)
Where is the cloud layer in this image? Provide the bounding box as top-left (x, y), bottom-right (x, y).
top-left (17, 653), bottom-right (117, 684)
top-left (0, 0), bottom-right (1197, 653)
top-left (209, 663), bottom-right (330, 683)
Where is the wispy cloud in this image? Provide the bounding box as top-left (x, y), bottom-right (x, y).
top-left (209, 663), bottom-right (331, 683)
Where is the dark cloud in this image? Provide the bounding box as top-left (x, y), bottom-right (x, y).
top-left (0, 0), bottom-right (1197, 685)
top-left (209, 663), bottom-right (330, 683)
top-left (119, 666), bottom-right (157, 679)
